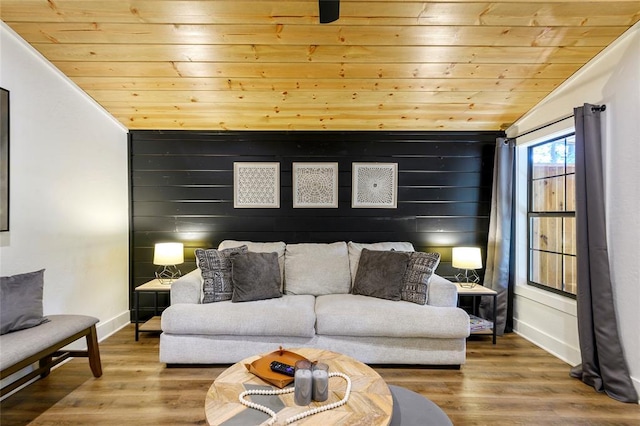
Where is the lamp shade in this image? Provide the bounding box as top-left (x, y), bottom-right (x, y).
top-left (452, 247), bottom-right (482, 270)
top-left (153, 242), bottom-right (184, 266)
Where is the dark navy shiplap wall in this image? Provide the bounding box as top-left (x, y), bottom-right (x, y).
top-left (129, 130), bottom-right (502, 319)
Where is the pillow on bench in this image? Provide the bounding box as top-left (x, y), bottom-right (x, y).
top-left (1, 269), bottom-right (49, 335)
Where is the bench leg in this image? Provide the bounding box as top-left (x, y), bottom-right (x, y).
top-left (39, 355), bottom-right (53, 378)
top-left (85, 325), bottom-right (103, 377)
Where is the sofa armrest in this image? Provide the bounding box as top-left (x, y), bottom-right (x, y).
top-left (427, 274), bottom-right (458, 307)
top-left (170, 269), bottom-right (201, 304)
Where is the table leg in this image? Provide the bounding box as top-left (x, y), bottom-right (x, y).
top-left (492, 294), bottom-right (497, 344)
top-left (135, 290), bottom-right (139, 341)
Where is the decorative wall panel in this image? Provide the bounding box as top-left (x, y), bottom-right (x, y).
top-left (352, 163), bottom-right (397, 208)
top-left (234, 162), bottom-right (280, 208)
top-left (293, 162), bottom-right (338, 208)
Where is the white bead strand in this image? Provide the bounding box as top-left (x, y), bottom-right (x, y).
top-left (237, 372), bottom-right (352, 425)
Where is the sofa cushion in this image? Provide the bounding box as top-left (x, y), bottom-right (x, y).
top-left (231, 252), bottom-right (282, 302)
top-left (218, 240), bottom-right (286, 290)
top-left (284, 242), bottom-right (351, 296)
top-left (401, 252), bottom-right (441, 305)
top-left (162, 295), bottom-right (316, 337)
top-left (351, 249), bottom-right (410, 301)
top-left (1, 269), bottom-right (50, 335)
top-left (196, 246), bottom-right (248, 303)
top-left (315, 294), bottom-right (470, 339)
top-left (347, 241), bottom-right (415, 285)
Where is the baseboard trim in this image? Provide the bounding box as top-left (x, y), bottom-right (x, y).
top-left (513, 318), bottom-right (581, 366)
top-left (96, 311), bottom-right (130, 342)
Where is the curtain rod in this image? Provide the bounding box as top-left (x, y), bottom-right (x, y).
top-left (510, 114), bottom-right (573, 140)
top-left (510, 104), bottom-right (605, 141)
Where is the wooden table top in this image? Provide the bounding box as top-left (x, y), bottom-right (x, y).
top-left (205, 348), bottom-right (392, 426)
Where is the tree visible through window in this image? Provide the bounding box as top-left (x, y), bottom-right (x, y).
top-left (528, 134), bottom-right (576, 297)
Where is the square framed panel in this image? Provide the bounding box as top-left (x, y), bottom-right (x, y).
top-left (293, 162), bottom-right (339, 208)
top-left (233, 162), bottom-right (280, 208)
top-left (352, 163), bottom-right (397, 208)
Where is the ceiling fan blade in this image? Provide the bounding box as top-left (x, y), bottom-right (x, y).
top-left (319, 0), bottom-right (340, 24)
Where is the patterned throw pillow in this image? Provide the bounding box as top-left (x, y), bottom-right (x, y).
top-left (401, 252), bottom-right (441, 305)
top-left (195, 246), bottom-right (248, 303)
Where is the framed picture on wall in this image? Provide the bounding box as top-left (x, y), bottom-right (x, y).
top-left (233, 162), bottom-right (280, 208)
top-left (292, 162), bottom-right (339, 208)
top-left (352, 162), bottom-right (398, 208)
top-left (0, 88), bottom-right (9, 231)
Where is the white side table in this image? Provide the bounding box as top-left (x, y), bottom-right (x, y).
top-left (134, 279), bottom-right (171, 341)
top-left (455, 283), bottom-right (498, 344)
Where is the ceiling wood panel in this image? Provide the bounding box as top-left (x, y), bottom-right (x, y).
top-left (7, 23), bottom-right (626, 47)
top-left (2, 0), bottom-right (639, 131)
top-left (72, 76), bottom-right (563, 92)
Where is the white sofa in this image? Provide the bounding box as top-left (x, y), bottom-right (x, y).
top-left (160, 241), bottom-right (470, 366)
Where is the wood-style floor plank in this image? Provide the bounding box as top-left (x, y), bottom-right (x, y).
top-left (1, 326), bottom-right (638, 425)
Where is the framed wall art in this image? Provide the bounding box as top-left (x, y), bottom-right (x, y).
top-left (0, 88), bottom-right (9, 231)
top-left (352, 162), bottom-right (398, 208)
top-left (233, 162), bottom-right (280, 208)
top-left (292, 162), bottom-right (339, 208)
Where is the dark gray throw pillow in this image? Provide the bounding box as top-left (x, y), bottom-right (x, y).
top-left (351, 249), bottom-right (411, 301)
top-left (0, 269), bottom-right (50, 335)
top-left (401, 251), bottom-right (441, 305)
top-left (231, 251), bottom-right (282, 303)
top-left (196, 246), bottom-right (248, 303)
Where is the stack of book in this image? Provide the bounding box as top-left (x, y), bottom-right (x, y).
top-left (469, 314), bottom-right (493, 332)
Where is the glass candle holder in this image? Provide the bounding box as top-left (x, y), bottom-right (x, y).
top-left (312, 362), bottom-right (329, 402)
top-left (294, 360), bottom-right (313, 406)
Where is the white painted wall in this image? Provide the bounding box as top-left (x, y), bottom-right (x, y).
top-left (0, 22), bottom-right (130, 341)
top-left (507, 22), bottom-right (640, 395)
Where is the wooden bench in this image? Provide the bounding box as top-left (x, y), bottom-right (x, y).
top-left (0, 315), bottom-right (102, 397)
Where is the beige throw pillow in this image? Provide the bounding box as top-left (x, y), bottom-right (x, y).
top-left (284, 242), bottom-right (351, 295)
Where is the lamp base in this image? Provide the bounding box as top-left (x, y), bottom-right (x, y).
top-left (455, 269), bottom-right (480, 288)
top-left (155, 265), bottom-right (181, 284)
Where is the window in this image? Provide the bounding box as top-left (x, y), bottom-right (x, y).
top-left (527, 134), bottom-right (576, 297)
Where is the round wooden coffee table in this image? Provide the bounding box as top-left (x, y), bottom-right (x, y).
top-left (205, 348), bottom-right (392, 426)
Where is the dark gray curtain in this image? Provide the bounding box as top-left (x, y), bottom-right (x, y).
top-left (479, 137), bottom-right (514, 335)
top-left (569, 104), bottom-right (638, 403)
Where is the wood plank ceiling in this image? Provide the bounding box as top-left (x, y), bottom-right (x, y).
top-left (1, 1), bottom-right (639, 131)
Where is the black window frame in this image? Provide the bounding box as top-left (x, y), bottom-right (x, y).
top-left (527, 133), bottom-right (577, 299)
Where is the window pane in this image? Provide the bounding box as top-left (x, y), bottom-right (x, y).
top-left (563, 217), bottom-right (576, 255)
top-left (566, 174), bottom-right (575, 211)
top-left (531, 176), bottom-right (566, 211)
top-left (531, 139), bottom-right (567, 179)
top-left (565, 135), bottom-right (576, 168)
top-left (564, 255), bottom-right (577, 295)
top-left (530, 217), bottom-right (562, 252)
top-left (530, 250), bottom-right (563, 290)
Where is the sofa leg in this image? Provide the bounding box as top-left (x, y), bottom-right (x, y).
top-left (86, 325), bottom-right (103, 378)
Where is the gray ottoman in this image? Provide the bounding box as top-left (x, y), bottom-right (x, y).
top-left (389, 385), bottom-right (453, 426)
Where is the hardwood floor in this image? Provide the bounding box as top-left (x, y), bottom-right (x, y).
top-left (2, 325), bottom-right (638, 425)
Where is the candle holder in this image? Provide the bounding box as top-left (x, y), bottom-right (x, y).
top-left (312, 362), bottom-right (329, 402)
top-left (294, 360), bottom-right (313, 406)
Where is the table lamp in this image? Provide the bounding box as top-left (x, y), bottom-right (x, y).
top-left (452, 247), bottom-right (482, 288)
top-left (153, 242), bottom-right (184, 284)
